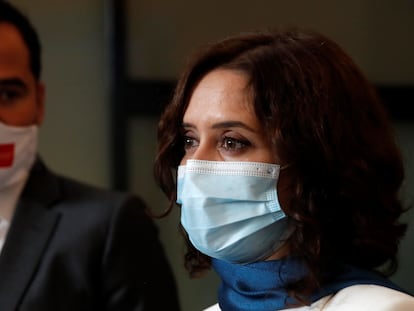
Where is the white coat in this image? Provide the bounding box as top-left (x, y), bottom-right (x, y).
top-left (204, 284), bottom-right (414, 311)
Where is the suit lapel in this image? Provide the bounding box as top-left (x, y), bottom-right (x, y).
top-left (0, 159), bottom-right (61, 310)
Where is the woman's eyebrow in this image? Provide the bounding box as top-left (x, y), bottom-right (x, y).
top-left (181, 121), bottom-right (257, 133)
top-left (181, 122), bottom-right (195, 129)
top-left (212, 121), bottom-right (257, 132)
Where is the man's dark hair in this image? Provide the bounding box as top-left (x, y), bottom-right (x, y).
top-left (0, 0), bottom-right (41, 79)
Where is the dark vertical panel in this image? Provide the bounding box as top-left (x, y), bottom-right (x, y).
top-left (376, 86), bottom-right (414, 122)
top-left (106, 0), bottom-right (129, 190)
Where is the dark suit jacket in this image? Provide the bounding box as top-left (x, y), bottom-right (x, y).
top-left (0, 160), bottom-right (180, 311)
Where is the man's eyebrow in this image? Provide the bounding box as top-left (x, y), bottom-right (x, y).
top-left (0, 78), bottom-right (27, 88)
top-left (182, 121), bottom-right (257, 132)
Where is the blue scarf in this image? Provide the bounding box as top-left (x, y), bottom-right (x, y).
top-left (212, 257), bottom-right (404, 311)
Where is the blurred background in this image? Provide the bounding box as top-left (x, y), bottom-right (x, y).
top-left (12, 0), bottom-right (414, 310)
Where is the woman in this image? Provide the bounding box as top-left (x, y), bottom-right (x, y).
top-left (154, 29), bottom-right (414, 310)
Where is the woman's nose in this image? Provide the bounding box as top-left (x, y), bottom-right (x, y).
top-left (188, 142), bottom-right (222, 162)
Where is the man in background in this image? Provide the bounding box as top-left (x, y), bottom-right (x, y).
top-left (0, 1), bottom-right (180, 310)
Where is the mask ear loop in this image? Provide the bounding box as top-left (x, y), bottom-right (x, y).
top-left (276, 162), bottom-right (296, 249)
top-left (280, 163), bottom-right (292, 171)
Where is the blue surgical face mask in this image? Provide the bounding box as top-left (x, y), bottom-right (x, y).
top-left (177, 160), bottom-right (289, 264)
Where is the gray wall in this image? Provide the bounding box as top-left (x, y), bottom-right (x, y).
top-left (13, 0), bottom-right (109, 187)
top-left (12, 1), bottom-right (414, 310)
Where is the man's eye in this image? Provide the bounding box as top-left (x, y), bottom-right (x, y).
top-left (0, 89), bottom-right (21, 103)
top-left (221, 137), bottom-right (249, 151)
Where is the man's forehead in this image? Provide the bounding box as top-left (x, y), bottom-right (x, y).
top-left (0, 23), bottom-right (31, 78)
top-left (0, 23), bottom-right (30, 65)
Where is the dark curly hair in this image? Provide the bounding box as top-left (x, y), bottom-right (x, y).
top-left (154, 29), bottom-right (407, 300)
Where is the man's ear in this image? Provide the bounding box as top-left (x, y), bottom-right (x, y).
top-left (35, 82), bottom-right (45, 125)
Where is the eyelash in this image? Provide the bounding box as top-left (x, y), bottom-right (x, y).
top-left (182, 135), bottom-right (251, 153)
top-left (221, 136), bottom-right (250, 151)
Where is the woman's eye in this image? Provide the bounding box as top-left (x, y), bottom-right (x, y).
top-left (221, 136), bottom-right (249, 151)
top-left (183, 136), bottom-right (198, 150)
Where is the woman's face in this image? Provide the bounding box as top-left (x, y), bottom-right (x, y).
top-left (180, 68), bottom-right (276, 165)
top-left (180, 68), bottom-right (292, 260)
